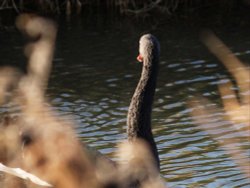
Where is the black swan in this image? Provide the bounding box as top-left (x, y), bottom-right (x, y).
top-left (127, 34), bottom-right (160, 169)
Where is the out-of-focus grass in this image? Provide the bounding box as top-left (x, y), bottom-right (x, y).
top-left (188, 31), bottom-right (250, 179)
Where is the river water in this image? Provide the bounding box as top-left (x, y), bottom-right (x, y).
top-left (1, 16), bottom-right (250, 187)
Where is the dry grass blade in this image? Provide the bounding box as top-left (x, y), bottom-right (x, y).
top-left (188, 31), bottom-right (250, 179)
top-left (0, 14), bottom-right (99, 188)
top-left (15, 14), bottom-right (57, 109)
top-left (201, 30), bottom-right (250, 105)
top-left (201, 30), bottom-right (250, 125)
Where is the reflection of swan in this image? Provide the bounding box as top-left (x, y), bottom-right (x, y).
top-left (127, 34), bottom-right (160, 168)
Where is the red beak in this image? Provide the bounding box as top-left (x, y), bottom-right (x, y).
top-left (137, 54), bottom-right (143, 62)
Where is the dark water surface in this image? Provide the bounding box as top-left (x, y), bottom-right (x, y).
top-left (1, 17), bottom-right (250, 187)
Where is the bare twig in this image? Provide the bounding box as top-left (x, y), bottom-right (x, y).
top-left (124, 0), bottom-right (162, 14)
top-left (11, 0), bottom-right (19, 13)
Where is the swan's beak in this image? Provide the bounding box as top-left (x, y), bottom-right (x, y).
top-left (137, 54), bottom-right (143, 62)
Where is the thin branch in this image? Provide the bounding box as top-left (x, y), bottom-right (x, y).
top-left (124, 0), bottom-right (162, 14)
top-left (11, 0), bottom-right (19, 13)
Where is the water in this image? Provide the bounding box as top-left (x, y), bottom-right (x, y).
top-left (1, 17), bottom-right (250, 187)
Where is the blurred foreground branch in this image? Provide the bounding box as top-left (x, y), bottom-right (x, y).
top-left (201, 30), bottom-right (250, 125)
top-left (188, 31), bottom-right (250, 179)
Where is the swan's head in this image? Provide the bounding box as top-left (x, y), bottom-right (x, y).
top-left (137, 34), bottom-right (160, 63)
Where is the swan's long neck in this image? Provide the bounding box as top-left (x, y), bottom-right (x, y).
top-left (127, 49), bottom-right (160, 168)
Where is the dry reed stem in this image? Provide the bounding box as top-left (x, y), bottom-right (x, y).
top-left (16, 14), bottom-right (57, 108)
top-left (0, 14), bottom-right (98, 188)
top-left (16, 14), bottom-right (99, 188)
top-left (201, 30), bottom-right (250, 125)
top-left (201, 30), bottom-right (250, 105)
top-left (188, 31), bottom-right (250, 179)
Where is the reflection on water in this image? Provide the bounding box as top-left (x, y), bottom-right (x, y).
top-left (1, 18), bottom-right (250, 187)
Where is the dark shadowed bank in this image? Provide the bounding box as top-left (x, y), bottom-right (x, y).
top-left (0, 0), bottom-right (250, 26)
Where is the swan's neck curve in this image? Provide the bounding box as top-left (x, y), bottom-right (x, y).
top-left (127, 48), bottom-right (160, 168)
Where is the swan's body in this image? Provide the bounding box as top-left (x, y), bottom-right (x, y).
top-left (127, 34), bottom-right (160, 168)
